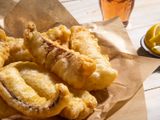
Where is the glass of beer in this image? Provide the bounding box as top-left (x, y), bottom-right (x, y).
top-left (100, 0), bottom-right (134, 27)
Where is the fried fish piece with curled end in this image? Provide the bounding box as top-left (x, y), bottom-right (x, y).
top-left (0, 61), bottom-right (71, 118)
top-left (5, 37), bottom-right (33, 64)
top-left (70, 26), bottom-right (118, 90)
top-left (60, 89), bottom-right (97, 120)
top-left (2, 25), bottom-right (70, 65)
top-left (0, 29), bottom-right (9, 67)
top-left (42, 25), bottom-right (71, 48)
top-left (24, 23), bottom-right (96, 89)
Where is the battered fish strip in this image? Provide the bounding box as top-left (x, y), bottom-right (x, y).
top-left (0, 62), bottom-right (71, 118)
top-left (4, 25), bottom-right (70, 65)
top-left (24, 23), bottom-right (96, 89)
top-left (60, 89), bottom-right (97, 120)
top-left (42, 25), bottom-right (71, 48)
top-left (0, 29), bottom-right (9, 67)
top-left (70, 26), bottom-right (118, 90)
top-left (5, 37), bottom-right (33, 64)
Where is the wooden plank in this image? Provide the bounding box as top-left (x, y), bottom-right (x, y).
top-left (134, 0), bottom-right (160, 7)
top-left (127, 20), bottom-right (160, 95)
top-left (59, 0), bottom-right (102, 23)
top-left (60, 0), bottom-right (160, 30)
top-left (145, 88), bottom-right (160, 120)
top-left (127, 25), bottom-right (150, 49)
top-left (144, 71), bottom-right (160, 91)
top-left (128, 0), bottom-right (160, 29)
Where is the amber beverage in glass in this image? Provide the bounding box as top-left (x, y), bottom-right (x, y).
top-left (100, 0), bottom-right (134, 26)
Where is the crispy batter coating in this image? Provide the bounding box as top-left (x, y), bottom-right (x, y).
top-left (0, 62), bottom-right (71, 118)
top-left (4, 25), bottom-right (70, 65)
top-left (5, 37), bottom-right (33, 64)
top-left (24, 23), bottom-right (96, 89)
top-left (0, 29), bottom-right (33, 65)
top-left (0, 29), bottom-right (9, 68)
top-left (70, 26), bottom-right (118, 90)
top-left (42, 25), bottom-right (71, 48)
top-left (60, 89), bottom-right (97, 120)
top-left (1, 25), bottom-right (71, 65)
top-left (0, 61), bottom-right (97, 119)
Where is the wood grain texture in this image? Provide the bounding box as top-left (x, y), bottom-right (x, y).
top-left (129, 0), bottom-right (160, 29)
top-left (145, 88), bottom-right (160, 120)
top-left (60, 0), bottom-right (102, 23)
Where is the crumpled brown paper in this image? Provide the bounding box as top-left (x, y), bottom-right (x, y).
top-left (85, 19), bottom-right (160, 120)
top-left (4, 0), bottom-right (78, 37)
top-left (1, 0), bottom-right (160, 120)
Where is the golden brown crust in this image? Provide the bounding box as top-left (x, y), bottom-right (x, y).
top-left (5, 37), bottom-right (33, 64)
top-left (60, 89), bottom-right (97, 120)
top-left (0, 62), bottom-right (71, 118)
top-left (70, 26), bottom-right (118, 90)
top-left (0, 61), bottom-right (97, 119)
top-left (24, 23), bottom-right (96, 89)
top-left (0, 29), bottom-right (9, 68)
top-left (0, 25), bottom-right (102, 120)
top-left (42, 25), bottom-right (71, 48)
top-left (0, 29), bottom-right (33, 66)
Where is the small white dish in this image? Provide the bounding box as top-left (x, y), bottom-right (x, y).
top-left (140, 36), bottom-right (160, 58)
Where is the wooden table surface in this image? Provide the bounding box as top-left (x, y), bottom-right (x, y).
top-left (0, 0), bottom-right (159, 119)
top-left (59, 0), bottom-right (160, 120)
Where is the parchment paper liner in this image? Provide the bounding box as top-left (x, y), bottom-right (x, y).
top-left (1, 0), bottom-right (160, 119)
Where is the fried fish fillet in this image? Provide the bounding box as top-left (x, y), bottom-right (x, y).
top-left (0, 61), bottom-right (71, 118)
top-left (4, 25), bottom-right (70, 65)
top-left (24, 23), bottom-right (96, 89)
top-left (5, 37), bottom-right (33, 64)
top-left (0, 29), bottom-right (9, 67)
top-left (0, 29), bottom-right (33, 65)
top-left (70, 26), bottom-right (118, 90)
top-left (60, 89), bottom-right (97, 120)
top-left (42, 25), bottom-right (71, 48)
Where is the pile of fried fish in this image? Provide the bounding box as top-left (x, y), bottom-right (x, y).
top-left (0, 23), bottom-right (117, 120)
